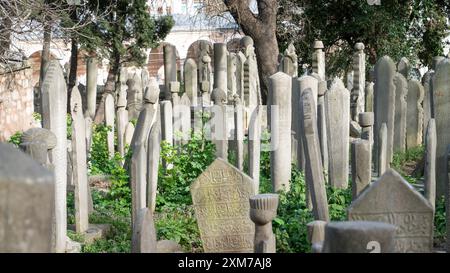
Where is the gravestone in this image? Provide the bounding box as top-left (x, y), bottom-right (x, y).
top-left (190, 158), bottom-right (255, 253)
top-left (307, 220), bottom-right (327, 253)
top-left (422, 69), bottom-right (434, 139)
top-left (184, 58), bottom-right (198, 106)
top-left (116, 88), bottom-right (129, 160)
top-left (325, 78), bottom-right (350, 189)
top-left (397, 57), bottom-right (410, 79)
top-left (280, 43), bottom-right (298, 77)
top-left (365, 82), bottom-right (374, 112)
top-left (433, 59), bottom-right (450, 196)
top-left (446, 145), bottom-right (450, 253)
top-left (348, 169), bottom-right (434, 253)
top-left (85, 115), bottom-right (93, 156)
top-left (163, 44), bottom-right (177, 100)
top-left (124, 122), bottom-right (135, 148)
top-left (228, 53), bottom-right (238, 99)
top-left (86, 57), bottom-right (98, 119)
top-left (374, 56), bottom-right (396, 170)
top-left (70, 86), bottom-right (89, 233)
top-left (406, 79), bottom-right (424, 149)
top-left (351, 139), bottom-right (371, 200)
top-left (300, 89), bottom-right (329, 221)
top-left (20, 128), bottom-right (56, 168)
top-left (161, 100), bottom-right (173, 146)
top-left (233, 95), bottom-right (244, 170)
top-left (126, 78), bottom-right (143, 121)
top-left (248, 105), bottom-right (261, 193)
top-left (41, 60), bottom-right (68, 253)
top-left (352, 43), bottom-right (366, 121)
top-left (147, 113), bottom-right (161, 212)
top-left (0, 142), bottom-right (54, 252)
top-left (131, 208), bottom-right (157, 253)
top-left (241, 36), bottom-right (260, 118)
top-left (359, 112), bottom-right (374, 147)
top-left (104, 93), bottom-right (115, 158)
top-left (312, 74), bottom-right (329, 176)
top-left (268, 72), bottom-right (292, 192)
top-left (424, 119), bottom-right (436, 209)
top-left (249, 194), bottom-right (279, 253)
top-left (322, 221), bottom-right (396, 253)
top-left (211, 88), bottom-right (228, 160)
top-left (378, 123), bottom-right (388, 177)
top-left (393, 72), bottom-right (407, 153)
top-left (312, 40), bottom-right (325, 80)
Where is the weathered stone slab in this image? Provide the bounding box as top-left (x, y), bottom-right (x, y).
top-left (184, 58), bottom-right (198, 106)
top-left (104, 93), bottom-right (115, 158)
top-left (0, 142), bottom-right (54, 252)
top-left (280, 43), bottom-right (298, 77)
top-left (214, 43), bottom-right (228, 103)
top-left (20, 127), bottom-right (56, 167)
top-left (348, 169), bottom-right (434, 253)
top-left (351, 139), bottom-right (371, 200)
top-left (163, 44), bottom-right (177, 100)
top-left (312, 40), bottom-right (325, 80)
top-left (307, 220), bottom-right (327, 253)
top-left (351, 43), bottom-right (366, 121)
top-left (424, 119), bottom-right (436, 209)
top-left (41, 60), bottom-right (68, 253)
top-left (378, 123), bottom-right (388, 177)
top-left (406, 79), bottom-right (424, 149)
top-left (86, 58), bottom-right (98, 119)
top-left (365, 82), bottom-right (374, 112)
top-left (190, 158), bottom-right (255, 253)
top-left (325, 78), bottom-right (350, 189)
top-left (131, 208), bottom-right (157, 253)
top-left (322, 221), bottom-right (396, 253)
top-left (116, 88), bottom-right (128, 160)
top-left (393, 73), bottom-right (407, 153)
top-left (433, 59), bottom-right (450, 196)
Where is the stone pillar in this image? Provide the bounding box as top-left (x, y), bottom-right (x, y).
top-left (249, 194), bottom-right (279, 253)
top-left (131, 208), bottom-right (157, 253)
top-left (300, 89), bottom-right (329, 221)
top-left (359, 112), bottom-right (374, 147)
top-left (317, 79), bottom-right (329, 177)
top-left (85, 115), bottom-right (93, 157)
top-left (161, 100), bottom-right (173, 146)
top-left (147, 115), bottom-right (161, 213)
top-left (0, 142), bottom-right (54, 252)
top-left (374, 56), bottom-right (396, 171)
top-left (422, 70), bottom-right (434, 139)
top-left (248, 105), bottom-right (261, 193)
top-left (378, 123), bottom-right (388, 177)
top-left (281, 43), bottom-right (298, 77)
top-left (86, 57), bottom-right (98, 119)
top-left (365, 82), bottom-right (374, 112)
top-left (312, 40), bottom-right (325, 80)
top-left (322, 221), bottom-right (396, 253)
top-left (104, 93), bottom-right (115, 158)
top-left (211, 88), bottom-right (228, 160)
top-left (351, 139), bottom-right (372, 200)
top-left (70, 86), bottom-right (89, 233)
top-left (433, 59), bottom-right (450, 196)
top-left (393, 73), bottom-right (407, 153)
top-left (184, 58), bottom-right (198, 106)
top-left (233, 95), bottom-right (244, 171)
top-left (307, 220), bottom-right (327, 253)
top-left (116, 89), bottom-right (129, 160)
top-left (214, 43), bottom-right (228, 102)
top-left (351, 43), bottom-right (366, 121)
top-left (228, 53), bottom-right (238, 99)
top-left (268, 72), bottom-right (292, 192)
top-left (41, 60), bottom-right (68, 253)
top-left (163, 44), bottom-right (177, 100)
top-left (325, 78), bottom-right (350, 189)
top-left (406, 79), bottom-right (424, 149)
top-left (424, 119), bottom-right (436, 210)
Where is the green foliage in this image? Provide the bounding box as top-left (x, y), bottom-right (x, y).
top-left (277, 0), bottom-right (449, 76)
top-left (391, 145), bottom-right (425, 184)
top-left (7, 131), bottom-right (23, 147)
top-left (89, 124), bottom-right (116, 175)
top-left (157, 132), bottom-right (216, 208)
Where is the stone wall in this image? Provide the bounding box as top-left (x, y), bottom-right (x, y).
top-left (0, 66), bottom-right (35, 141)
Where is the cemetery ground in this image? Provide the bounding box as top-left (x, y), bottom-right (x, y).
top-left (7, 115), bottom-right (445, 253)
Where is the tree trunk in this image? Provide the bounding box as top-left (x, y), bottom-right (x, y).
top-left (0, 17), bottom-right (12, 57)
top-left (67, 37), bottom-right (78, 113)
top-left (224, 0), bottom-right (278, 104)
top-left (39, 23), bottom-right (52, 87)
top-left (93, 50), bottom-right (120, 124)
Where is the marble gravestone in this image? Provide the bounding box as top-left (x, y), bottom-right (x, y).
top-left (348, 169), bottom-right (434, 253)
top-left (190, 158), bottom-right (255, 253)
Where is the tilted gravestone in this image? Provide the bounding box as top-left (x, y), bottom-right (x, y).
top-left (0, 142), bottom-right (54, 252)
top-left (348, 169), bottom-right (434, 253)
top-left (190, 158), bottom-right (255, 252)
top-left (41, 59), bottom-right (68, 253)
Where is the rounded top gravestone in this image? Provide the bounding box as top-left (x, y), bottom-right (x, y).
top-left (240, 36), bottom-right (254, 48)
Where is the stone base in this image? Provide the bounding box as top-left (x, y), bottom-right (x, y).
top-left (68, 223), bottom-right (111, 245)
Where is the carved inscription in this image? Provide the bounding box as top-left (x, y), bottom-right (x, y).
top-left (191, 158), bottom-right (255, 253)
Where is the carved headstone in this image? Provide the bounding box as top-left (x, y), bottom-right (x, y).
top-left (351, 139), bottom-right (372, 200)
top-left (348, 169), bottom-right (434, 253)
top-left (190, 158), bottom-right (255, 253)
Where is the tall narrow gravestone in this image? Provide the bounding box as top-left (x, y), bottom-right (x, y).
top-left (393, 73), bottom-right (407, 153)
top-left (105, 93), bottom-right (115, 158)
top-left (325, 78), bottom-right (350, 189)
top-left (0, 143), bottom-right (54, 252)
top-left (348, 169), bottom-right (434, 253)
top-left (406, 80), bottom-right (424, 149)
top-left (434, 59), bottom-right (450, 196)
top-left (41, 60), bottom-right (68, 253)
top-left (86, 57), bottom-right (98, 119)
top-left (190, 158), bottom-right (255, 252)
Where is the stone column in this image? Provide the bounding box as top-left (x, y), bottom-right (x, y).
top-left (161, 100), bottom-right (173, 146)
top-left (70, 86), bottom-right (89, 233)
top-left (104, 93), bottom-right (115, 158)
top-left (359, 112), bottom-right (374, 147)
top-left (351, 139), bottom-right (372, 200)
top-left (325, 78), bottom-right (350, 189)
top-left (214, 43), bottom-right (228, 102)
top-left (374, 56), bottom-right (396, 171)
top-left (116, 89), bottom-right (129, 160)
top-left (41, 60), bottom-right (68, 253)
top-left (0, 142), bottom-right (54, 252)
top-left (248, 105), bottom-right (261, 193)
top-left (249, 194), bottom-right (279, 253)
top-left (317, 79), bottom-right (329, 176)
top-left (211, 88), bottom-right (228, 160)
top-left (393, 73), bottom-right (407, 153)
top-left (281, 43), bottom-right (298, 77)
top-left (322, 221), bottom-right (396, 253)
top-left (351, 43), bottom-right (366, 121)
top-left (406, 79), bottom-right (424, 149)
top-left (233, 95), bottom-right (244, 171)
top-left (307, 220), bottom-right (327, 253)
top-left (184, 58), bottom-right (198, 107)
top-left (365, 82), bottom-right (374, 112)
top-left (424, 119), bottom-right (436, 210)
top-left (422, 70), bottom-right (434, 139)
top-left (163, 44), bottom-right (177, 100)
top-left (433, 59), bottom-right (450, 196)
top-left (86, 57), bottom-right (98, 119)
top-left (300, 89), bottom-right (329, 221)
top-left (312, 40), bottom-right (325, 80)
top-left (147, 114), bottom-right (161, 213)
top-left (378, 123), bottom-right (388, 177)
top-left (268, 72), bottom-right (292, 192)
top-left (228, 53), bottom-right (238, 99)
